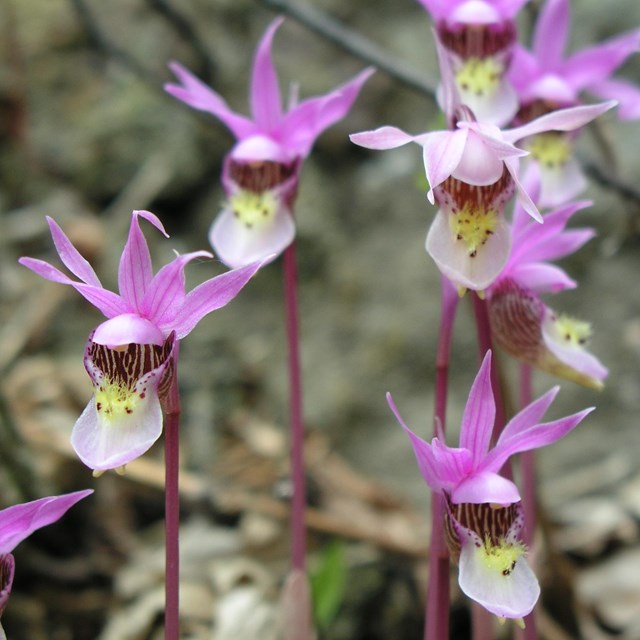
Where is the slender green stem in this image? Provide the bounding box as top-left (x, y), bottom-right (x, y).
top-left (424, 277), bottom-right (458, 640)
top-left (164, 351), bottom-right (181, 640)
top-left (283, 241), bottom-right (306, 572)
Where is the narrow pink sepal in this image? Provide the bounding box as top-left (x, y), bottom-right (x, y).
top-left (504, 101), bottom-right (617, 143)
top-left (171, 259), bottom-right (264, 338)
top-left (532, 0), bottom-right (569, 68)
top-left (140, 251), bottom-right (212, 324)
top-left (165, 62), bottom-right (256, 139)
top-left (387, 393), bottom-right (470, 492)
top-left (505, 158), bottom-right (543, 222)
top-left (349, 126), bottom-right (415, 150)
top-left (509, 263), bottom-right (576, 293)
top-left (459, 351), bottom-right (495, 465)
top-left (483, 408), bottom-right (593, 473)
top-left (589, 78), bottom-right (640, 120)
top-left (562, 29), bottom-right (640, 91)
top-left (92, 314), bottom-right (165, 347)
top-left (250, 18), bottom-right (284, 130)
top-left (19, 258), bottom-right (129, 318)
top-left (0, 490), bottom-right (93, 554)
top-left (46, 217), bottom-right (101, 287)
top-left (118, 211), bottom-right (167, 312)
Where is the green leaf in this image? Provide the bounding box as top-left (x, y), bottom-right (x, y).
top-left (310, 540), bottom-right (348, 631)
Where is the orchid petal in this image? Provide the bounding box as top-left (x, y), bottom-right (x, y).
top-left (19, 258), bottom-right (129, 318)
top-left (509, 263), bottom-right (576, 293)
top-left (451, 470), bottom-right (521, 505)
top-left (483, 408), bottom-right (593, 473)
top-left (533, 0), bottom-right (569, 68)
top-left (118, 211), bottom-right (168, 311)
top-left (92, 314), bottom-right (165, 348)
top-left (507, 45), bottom-right (542, 96)
top-left (0, 491), bottom-right (93, 554)
top-left (505, 158), bottom-right (543, 222)
top-left (495, 386), bottom-right (559, 446)
top-left (165, 62), bottom-right (257, 139)
top-left (536, 156), bottom-right (587, 208)
top-left (541, 325), bottom-right (609, 385)
top-left (426, 210), bottom-right (512, 291)
top-left (459, 351), bottom-right (495, 465)
top-left (388, 393), bottom-right (472, 492)
top-left (140, 251), bottom-right (212, 325)
top-left (209, 205), bottom-right (294, 270)
top-left (250, 18), bottom-right (284, 130)
top-left (420, 129), bottom-right (468, 203)
top-left (504, 101), bottom-right (617, 143)
top-left (0, 554), bottom-right (14, 619)
top-left (458, 530), bottom-right (540, 619)
top-left (589, 78), bottom-right (640, 120)
top-left (71, 392), bottom-right (163, 472)
top-left (171, 259), bottom-right (263, 339)
top-left (349, 126), bottom-right (416, 150)
top-left (46, 217), bottom-right (101, 286)
top-left (561, 30), bottom-right (640, 91)
top-left (449, 129), bottom-right (510, 186)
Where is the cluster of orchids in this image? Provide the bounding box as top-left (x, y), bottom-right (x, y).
top-left (9, 0), bottom-right (639, 638)
top-left (350, 0), bottom-right (637, 637)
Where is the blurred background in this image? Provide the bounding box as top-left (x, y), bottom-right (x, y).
top-left (1, 0), bottom-right (640, 638)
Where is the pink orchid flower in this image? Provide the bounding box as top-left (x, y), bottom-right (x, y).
top-left (509, 0), bottom-right (640, 119)
top-left (388, 351), bottom-right (591, 619)
top-left (0, 491), bottom-right (92, 624)
top-left (488, 278), bottom-right (609, 390)
top-left (388, 351), bottom-right (591, 505)
top-left (350, 100), bottom-right (614, 292)
top-left (418, 0), bottom-right (531, 125)
top-left (165, 18), bottom-right (374, 268)
top-left (20, 212), bottom-right (262, 471)
top-left (506, 0), bottom-right (640, 206)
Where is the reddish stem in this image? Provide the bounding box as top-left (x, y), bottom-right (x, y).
top-left (283, 241), bottom-right (306, 572)
top-left (164, 353), bottom-right (181, 640)
top-left (517, 363), bottom-right (538, 640)
top-left (471, 293), bottom-right (506, 437)
top-left (424, 277), bottom-right (458, 640)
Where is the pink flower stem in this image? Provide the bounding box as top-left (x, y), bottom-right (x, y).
top-left (424, 277), bottom-right (459, 640)
top-left (471, 293), bottom-right (506, 437)
top-left (164, 349), bottom-right (181, 640)
top-left (517, 363), bottom-right (538, 640)
top-left (283, 241), bottom-right (306, 572)
top-left (470, 293), bottom-right (505, 640)
top-left (471, 604), bottom-right (494, 640)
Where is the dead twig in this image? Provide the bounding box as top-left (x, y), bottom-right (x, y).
top-left (257, 0), bottom-right (437, 98)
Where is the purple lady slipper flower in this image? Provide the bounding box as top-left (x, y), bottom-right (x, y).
top-left (418, 0), bottom-right (531, 124)
top-left (509, 0), bottom-right (640, 119)
top-left (19, 211), bottom-right (262, 472)
top-left (351, 101), bottom-right (614, 293)
top-left (0, 491), bottom-right (92, 627)
top-left (488, 278), bottom-right (608, 390)
top-left (165, 18), bottom-right (374, 268)
top-left (506, 0), bottom-right (640, 206)
top-left (389, 351), bottom-right (591, 619)
top-left (388, 351), bottom-right (591, 505)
